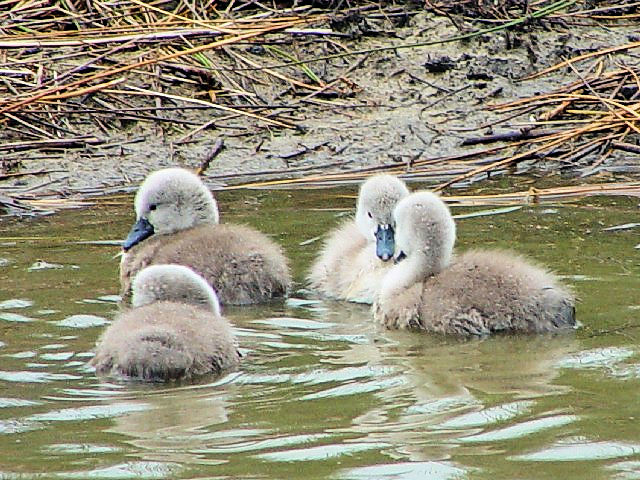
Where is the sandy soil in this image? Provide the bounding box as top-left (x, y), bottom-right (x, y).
top-left (2, 10), bottom-right (638, 202)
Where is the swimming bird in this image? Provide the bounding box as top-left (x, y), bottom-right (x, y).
top-left (374, 191), bottom-right (576, 335)
top-left (307, 174), bottom-right (410, 303)
top-left (120, 168), bottom-right (291, 305)
top-left (92, 264), bottom-right (240, 381)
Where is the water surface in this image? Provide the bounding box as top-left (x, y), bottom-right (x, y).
top-left (1, 187), bottom-right (640, 479)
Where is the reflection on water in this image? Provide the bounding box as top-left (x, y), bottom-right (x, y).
top-left (0, 190), bottom-right (640, 479)
top-left (107, 383), bottom-right (234, 465)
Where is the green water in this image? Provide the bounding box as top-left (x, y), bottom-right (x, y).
top-left (1, 187), bottom-right (640, 479)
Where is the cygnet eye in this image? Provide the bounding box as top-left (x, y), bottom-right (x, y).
top-left (367, 211), bottom-right (372, 218)
top-left (149, 204), bottom-right (157, 211)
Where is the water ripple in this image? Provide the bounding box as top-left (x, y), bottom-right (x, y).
top-left (27, 403), bottom-right (150, 422)
top-left (607, 460), bottom-right (640, 479)
top-left (0, 397), bottom-right (42, 408)
top-left (40, 352), bottom-right (75, 361)
top-left (27, 260), bottom-right (64, 271)
top-left (97, 295), bottom-right (121, 303)
top-left (195, 433), bottom-right (331, 454)
top-left (437, 400), bottom-right (535, 429)
top-left (0, 299), bottom-right (33, 309)
top-left (255, 441), bottom-right (391, 462)
top-left (458, 414), bottom-right (578, 443)
top-left (295, 365), bottom-right (396, 386)
top-left (607, 363), bottom-right (640, 379)
top-left (56, 461), bottom-right (182, 479)
top-left (0, 312), bottom-right (35, 323)
top-left (237, 365), bottom-right (396, 387)
top-left (280, 330), bottom-right (368, 344)
top-left (53, 314), bottom-right (110, 328)
top-left (0, 371), bottom-right (82, 383)
top-left (261, 341), bottom-right (314, 350)
top-left (234, 328), bottom-right (281, 340)
top-left (339, 461), bottom-right (468, 480)
top-left (512, 438), bottom-right (640, 461)
top-left (44, 443), bottom-right (122, 455)
top-left (6, 351), bottom-right (36, 359)
top-left (0, 419), bottom-right (42, 434)
top-left (252, 317), bottom-right (335, 329)
top-left (285, 297), bottom-right (323, 308)
top-left (54, 388), bottom-right (129, 399)
top-left (406, 397), bottom-right (477, 416)
top-left (301, 377), bottom-right (407, 400)
top-left (235, 372), bottom-right (292, 385)
top-left (556, 347), bottom-right (635, 370)
top-left (41, 344), bottom-right (67, 350)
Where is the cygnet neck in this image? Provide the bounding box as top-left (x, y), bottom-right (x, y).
top-left (380, 251), bottom-right (443, 300)
top-left (379, 191), bottom-right (456, 300)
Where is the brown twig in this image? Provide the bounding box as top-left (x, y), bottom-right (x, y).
top-left (461, 128), bottom-right (563, 146)
top-left (197, 138), bottom-right (226, 176)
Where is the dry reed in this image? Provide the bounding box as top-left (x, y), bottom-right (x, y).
top-left (0, 0), bottom-right (637, 214)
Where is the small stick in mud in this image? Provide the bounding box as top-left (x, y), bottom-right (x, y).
top-left (461, 129), bottom-right (563, 146)
top-left (197, 138), bottom-right (226, 176)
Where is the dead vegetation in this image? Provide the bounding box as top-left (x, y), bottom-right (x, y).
top-left (226, 40), bottom-right (640, 192)
top-left (428, 0), bottom-right (639, 23)
top-left (0, 0), bottom-right (638, 213)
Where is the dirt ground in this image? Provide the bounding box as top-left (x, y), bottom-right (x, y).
top-left (3, 9), bottom-right (639, 204)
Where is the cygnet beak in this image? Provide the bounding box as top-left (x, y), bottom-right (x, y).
top-left (393, 251), bottom-right (407, 264)
top-left (375, 224), bottom-right (395, 262)
top-left (122, 217), bottom-right (154, 251)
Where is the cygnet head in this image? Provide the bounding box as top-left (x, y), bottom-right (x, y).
top-left (131, 264), bottom-right (221, 316)
top-left (393, 191), bottom-right (456, 275)
top-left (355, 174), bottom-right (410, 262)
top-left (123, 168), bottom-right (219, 251)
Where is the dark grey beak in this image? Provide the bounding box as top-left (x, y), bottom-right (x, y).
top-left (375, 224), bottom-right (395, 262)
top-left (394, 251), bottom-right (407, 264)
top-left (123, 217), bottom-right (154, 251)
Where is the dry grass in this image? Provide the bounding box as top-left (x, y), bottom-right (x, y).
top-left (0, 1), bottom-right (330, 142)
top-left (223, 39), bottom-right (639, 193)
top-left (0, 0), bottom-right (638, 213)
top-left (427, 0), bottom-right (639, 23)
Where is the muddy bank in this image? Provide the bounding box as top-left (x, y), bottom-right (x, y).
top-left (1, 7), bottom-right (638, 211)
